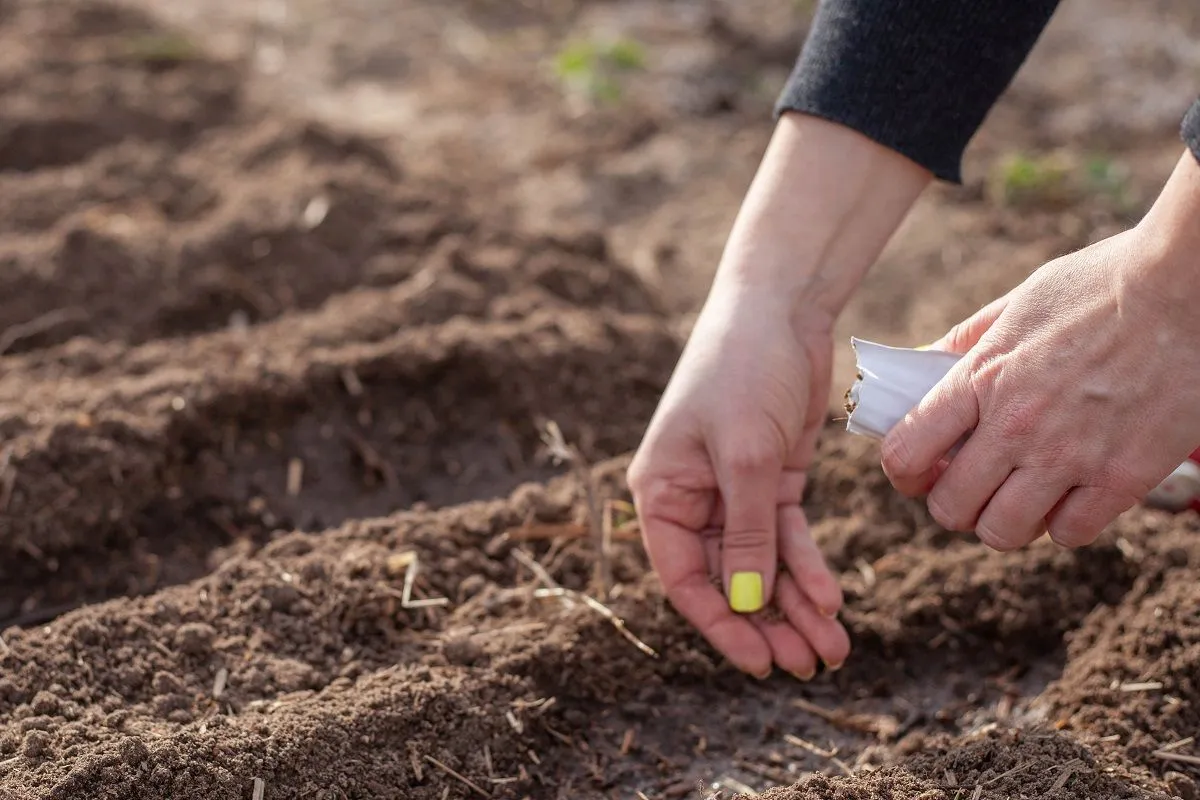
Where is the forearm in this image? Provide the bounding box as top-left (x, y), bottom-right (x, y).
top-left (714, 112), bottom-right (931, 327)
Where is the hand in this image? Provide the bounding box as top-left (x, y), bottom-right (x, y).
top-left (626, 285), bottom-right (850, 679)
top-left (882, 171), bottom-right (1200, 550)
top-left (625, 111), bottom-right (931, 677)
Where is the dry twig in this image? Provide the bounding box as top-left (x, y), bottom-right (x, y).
top-left (286, 457), bottom-right (304, 497)
top-left (533, 587), bottom-right (657, 658)
top-left (252, 777), bottom-right (265, 800)
top-left (345, 431), bottom-right (398, 489)
top-left (783, 734), bottom-right (854, 777)
top-left (506, 521), bottom-right (640, 543)
top-left (1118, 681), bottom-right (1163, 692)
top-left (1047, 758), bottom-right (1083, 793)
top-left (540, 420), bottom-right (610, 599)
top-left (791, 697), bottom-right (896, 738)
top-left (423, 755), bottom-right (491, 797)
top-left (982, 761), bottom-right (1032, 786)
top-left (0, 446), bottom-right (15, 512)
top-left (1159, 737), bottom-right (1195, 753)
top-left (717, 775), bottom-right (758, 796)
top-left (512, 548), bottom-right (570, 601)
top-left (0, 308), bottom-right (88, 355)
top-left (1153, 750), bottom-right (1200, 767)
top-left (396, 552), bottom-right (449, 609)
top-left (340, 367), bottom-right (364, 397)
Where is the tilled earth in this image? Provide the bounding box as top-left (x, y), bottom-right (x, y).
top-left (2, 1), bottom-right (1200, 798)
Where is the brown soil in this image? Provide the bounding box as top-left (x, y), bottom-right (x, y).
top-left (3, 0), bottom-right (1200, 798)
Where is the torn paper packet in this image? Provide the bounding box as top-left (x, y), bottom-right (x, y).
top-left (843, 337), bottom-right (962, 440)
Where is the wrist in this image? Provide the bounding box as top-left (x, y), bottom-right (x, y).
top-left (711, 112), bottom-right (932, 321)
top-left (1134, 149), bottom-right (1200, 282)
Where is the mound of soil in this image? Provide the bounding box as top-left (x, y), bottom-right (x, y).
top-left (3, 1), bottom-right (1200, 799)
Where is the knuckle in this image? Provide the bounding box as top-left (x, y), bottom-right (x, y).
top-left (994, 400), bottom-right (1041, 441)
top-left (975, 520), bottom-right (1025, 552)
top-left (722, 527), bottom-right (772, 553)
top-left (723, 442), bottom-right (778, 479)
top-left (625, 459), bottom-right (645, 495)
top-left (1099, 458), bottom-right (1156, 497)
top-left (927, 495), bottom-right (969, 532)
top-left (880, 429), bottom-right (915, 479)
top-left (1047, 518), bottom-right (1098, 548)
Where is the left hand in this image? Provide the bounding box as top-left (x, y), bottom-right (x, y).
top-left (880, 221), bottom-right (1200, 551)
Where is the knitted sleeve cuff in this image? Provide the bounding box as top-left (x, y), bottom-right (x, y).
top-left (1183, 97), bottom-right (1200, 166)
top-left (773, 0), bottom-right (1061, 183)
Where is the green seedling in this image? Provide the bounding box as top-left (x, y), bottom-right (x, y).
top-left (553, 36), bottom-right (646, 108)
top-left (1083, 155), bottom-right (1136, 213)
top-left (988, 151), bottom-right (1072, 207)
top-left (121, 32), bottom-right (200, 66)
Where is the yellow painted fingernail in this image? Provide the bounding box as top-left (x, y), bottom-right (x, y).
top-left (729, 572), bottom-right (763, 613)
top-left (915, 344), bottom-right (932, 351)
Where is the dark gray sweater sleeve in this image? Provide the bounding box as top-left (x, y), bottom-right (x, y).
top-left (775, 1), bottom-right (1200, 184)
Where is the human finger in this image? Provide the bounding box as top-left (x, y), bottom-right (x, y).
top-left (777, 505), bottom-right (842, 618)
top-left (1044, 486), bottom-right (1138, 548)
top-left (882, 362), bottom-right (979, 496)
top-left (924, 433), bottom-right (1014, 532)
top-left (631, 478), bottom-right (773, 677)
top-left (776, 574), bottom-right (851, 671)
top-left (715, 443), bottom-right (783, 615)
top-left (708, 469), bottom-right (810, 526)
top-left (929, 293), bottom-right (1011, 354)
top-left (753, 615), bottom-right (819, 680)
top-left (973, 468), bottom-right (1066, 551)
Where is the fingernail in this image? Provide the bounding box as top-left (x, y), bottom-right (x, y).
top-left (790, 668), bottom-right (816, 682)
top-left (824, 660), bottom-right (843, 673)
top-left (819, 606), bottom-right (839, 619)
top-left (915, 344), bottom-right (930, 351)
top-left (729, 572), bottom-right (763, 613)
top-left (754, 667), bottom-right (772, 681)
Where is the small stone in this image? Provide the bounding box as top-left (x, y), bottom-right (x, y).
top-left (173, 622), bottom-right (216, 656)
top-left (441, 635), bottom-right (484, 667)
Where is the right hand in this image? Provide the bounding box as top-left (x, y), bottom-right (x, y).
top-left (626, 283), bottom-right (850, 679)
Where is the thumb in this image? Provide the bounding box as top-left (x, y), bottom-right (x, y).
top-left (929, 292), bottom-right (1010, 354)
top-left (715, 444), bottom-right (781, 615)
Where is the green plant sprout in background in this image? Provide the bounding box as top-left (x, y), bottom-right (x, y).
top-left (1082, 154), bottom-right (1136, 213)
top-left (553, 36), bottom-right (646, 108)
top-left (120, 31), bottom-right (200, 67)
top-left (989, 151), bottom-right (1072, 207)
top-left (987, 150), bottom-right (1135, 213)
